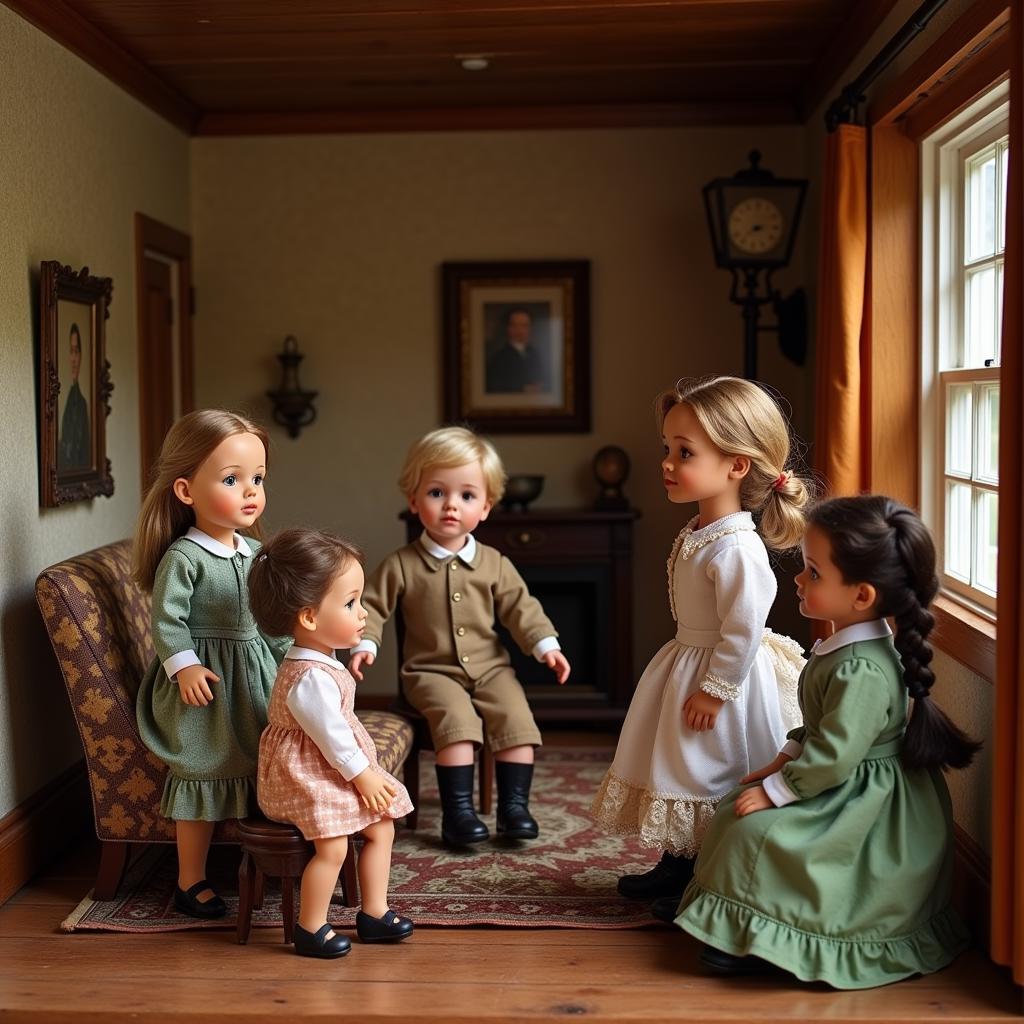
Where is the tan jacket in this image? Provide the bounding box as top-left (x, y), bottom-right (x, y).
top-left (361, 540), bottom-right (557, 683)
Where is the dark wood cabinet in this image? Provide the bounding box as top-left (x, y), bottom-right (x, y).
top-left (402, 507), bottom-right (639, 726)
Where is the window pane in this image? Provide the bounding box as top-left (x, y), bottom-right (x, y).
top-left (999, 141), bottom-right (1009, 252)
top-left (975, 489), bottom-right (998, 594)
top-left (945, 481), bottom-right (972, 580)
top-left (946, 382), bottom-right (973, 476)
top-left (977, 382), bottom-right (1000, 483)
top-left (997, 259), bottom-right (1004, 362)
top-left (966, 264), bottom-right (998, 365)
top-left (966, 148), bottom-right (997, 262)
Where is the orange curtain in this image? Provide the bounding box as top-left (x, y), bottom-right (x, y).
top-left (812, 124), bottom-right (869, 497)
top-left (991, 0), bottom-right (1024, 988)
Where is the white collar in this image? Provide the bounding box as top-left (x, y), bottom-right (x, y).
top-left (184, 526), bottom-right (253, 559)
top-left (419, 531), bottom-right (476, 564)
top-left (285, 646), bottom-right (343, 669)
top-left (812, 619), bottom-right (892, 656)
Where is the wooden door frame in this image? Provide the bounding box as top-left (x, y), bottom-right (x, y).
top-left (134, 213), bottom-right (193, 488)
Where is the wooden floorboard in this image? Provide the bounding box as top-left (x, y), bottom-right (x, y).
top-left (0, 738), bottom-right (1020, 1023)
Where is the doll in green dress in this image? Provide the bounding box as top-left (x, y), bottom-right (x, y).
top-left (134, 410), bottom-right (287, 919)
top-left (672, 495), bottom-right (980, 988)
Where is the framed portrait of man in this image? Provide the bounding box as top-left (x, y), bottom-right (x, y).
top-left (442, 260), bottom-right (590, 433)
top-left (38, 261), bottom-right (114, 506)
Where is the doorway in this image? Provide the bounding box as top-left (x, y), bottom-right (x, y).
top-left (134, 214), bottom-right (193, 490)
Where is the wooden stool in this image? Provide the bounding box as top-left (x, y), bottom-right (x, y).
top-left (236, 816), bottom-right (359, 944)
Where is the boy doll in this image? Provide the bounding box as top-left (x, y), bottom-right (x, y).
top-left (350, 427), bottom-right (570, 846)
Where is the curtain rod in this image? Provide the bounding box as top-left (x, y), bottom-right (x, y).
top-left (825, 0), bottom-right (951, 131)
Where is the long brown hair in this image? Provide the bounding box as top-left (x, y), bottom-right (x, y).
top-left (656, 376), bottom-right (812, 551)
top-left (809, 496), bottom-right (981, 771)
top-left (132, 409), bottom-right (269, 591)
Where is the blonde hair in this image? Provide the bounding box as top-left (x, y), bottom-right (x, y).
top-left (656, 376), bottom-right (810, 550)
top-left (398, 426), bottom-right (507, 504)
top-left (132, 409), bottom-right (270, 590)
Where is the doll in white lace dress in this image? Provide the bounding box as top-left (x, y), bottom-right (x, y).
top-left (591, 377), bottom-right (807, 903)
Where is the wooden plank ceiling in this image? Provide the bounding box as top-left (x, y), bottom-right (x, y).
top-left (8, 0), bottom-right (901, 134)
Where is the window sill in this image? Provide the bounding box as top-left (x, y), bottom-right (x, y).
top-left (931, 594), bottom-right (996, 683)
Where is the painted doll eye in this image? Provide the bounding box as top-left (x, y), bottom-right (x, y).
top-left (253, 474), bottom-right (264, 486)
top-left (222, 474), bottom-right (237, 486)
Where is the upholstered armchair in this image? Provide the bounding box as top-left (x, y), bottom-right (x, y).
top-left (36, 538), bottom-right (415, 900)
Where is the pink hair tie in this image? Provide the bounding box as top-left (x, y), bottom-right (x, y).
top-left (772, 471), bottom-right (791, 492)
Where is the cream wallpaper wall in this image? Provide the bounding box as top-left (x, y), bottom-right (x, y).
top-left (0, 5), bottom-right (190, 819)
top-left (190, 125), bottom-right (814, 711)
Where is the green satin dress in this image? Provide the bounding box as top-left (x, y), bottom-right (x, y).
top-left (674, 634), bottom-right (969, 989)
top-left (136, 531), bottom-right (288, 821)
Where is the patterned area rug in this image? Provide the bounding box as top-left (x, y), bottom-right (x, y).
top-left (62, 748), bottom-right (664, 932)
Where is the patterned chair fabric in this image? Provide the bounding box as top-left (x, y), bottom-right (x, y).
top-left (35, 539), bottom-right (415, 896)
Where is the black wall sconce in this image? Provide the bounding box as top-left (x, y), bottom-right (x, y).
top-left (267, 335), bottom-right (317, 438)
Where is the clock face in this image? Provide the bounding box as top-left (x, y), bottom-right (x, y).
top-left (728, 197), bottom-right (784, 255)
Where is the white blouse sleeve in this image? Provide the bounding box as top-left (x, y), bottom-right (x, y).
top-left (286, 667), bottom-right (370, 781)
top-left (699, 538), bottom-right (777, 702)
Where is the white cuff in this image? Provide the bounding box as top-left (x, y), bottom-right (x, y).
top-left (532, 636), bottom-right (561, 660)
top-left (781, 739), bottom-right (804, 759)
top-left (338, 751), bottom-right (371, 782)
top-left (699, 672), bottom-right (741, 702)
top-left (163, 649), bottom-right (201, 679)
top-left (763, 770), bottom-right (800, 807)
top-left (350, 639), bottom-right (378, 657)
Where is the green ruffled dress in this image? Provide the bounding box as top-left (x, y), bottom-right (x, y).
top-left (674, 632), bottom-right (969, 989)
top-left (136, 530), bottom-right (289, 821)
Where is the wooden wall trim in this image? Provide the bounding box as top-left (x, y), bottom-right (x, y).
top-left (194, 100), bottom-right (799, 137)
top-left (933, 597), bottom-right (997, 683)
top-left (0, 761), bottom-right (91, 907)
top-left (3, 0), bottom-right (198, 133)
top-left (870, 0), bottom-right (1010, 127)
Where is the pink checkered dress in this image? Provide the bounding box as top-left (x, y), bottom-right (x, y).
top-left (257, 657), bottom-right (413, 840)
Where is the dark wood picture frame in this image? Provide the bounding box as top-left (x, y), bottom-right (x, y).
top-left (38, 261), bottom-right (115, 507)
top-left (442, 260), bottom-right (591, 433)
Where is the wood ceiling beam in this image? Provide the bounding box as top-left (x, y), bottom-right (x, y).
top-left (195, 99), bottom-right (800, 136)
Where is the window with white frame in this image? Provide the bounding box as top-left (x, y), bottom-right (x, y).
top-left (921, 84), bottom-right (1008, 616)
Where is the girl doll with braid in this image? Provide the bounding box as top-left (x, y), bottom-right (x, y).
top-left (673, 495), bottom-right (979, 988)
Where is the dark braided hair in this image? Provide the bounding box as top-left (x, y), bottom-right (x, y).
top-left (808, 495), bottom-right (981, 772)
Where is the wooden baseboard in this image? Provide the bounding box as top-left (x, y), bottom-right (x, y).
top-left (954, 823), bottom-right (992, 951)
top-left (0, 761), bottom-right (92, 906)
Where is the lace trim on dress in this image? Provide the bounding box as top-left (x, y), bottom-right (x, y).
top-left (700, 672), bottom-right (741, 702)
top-left (761, 629), bottom-right (806, 731)
top-left (590, 770), bottom-right (720, 858)
top-left (665, 512), bottom-right (756, 621)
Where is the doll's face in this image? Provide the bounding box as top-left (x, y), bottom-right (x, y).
top-left (302, 560), bottom-right (367, 651)
top-left (409, 460), bottom-right (493, 550)
top-left (174, 431), bottom-right (267, 535)
top-left (660, 402), bottom-right (746, 506)
top-left (794, 524), bottom-right (877, 628)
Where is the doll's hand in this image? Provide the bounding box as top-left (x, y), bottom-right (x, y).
top-left (353, 768), bottom-right (397, 814)
top-left (544, 651), bottom-right (571, 685)
top-left (682, 690), bottom-right (723, 732)
top-left (348, 651), bottom-right (374, 681)
top-left (176, 664), bottom-right (220, 706)
top-left (735, 785), bottom-right (774, 817)
top-left (740, 752), bottom-right (793, 785)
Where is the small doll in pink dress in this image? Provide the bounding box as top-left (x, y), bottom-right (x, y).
top-left (248, 528), bottom-right (414, 959)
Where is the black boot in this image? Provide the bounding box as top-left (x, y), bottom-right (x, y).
top-left (435, 764), bottom-right (489, 846)
top-left (495, 762), bottom-right (539, 840)
top-left (617, 852), bottom-right (694, 899)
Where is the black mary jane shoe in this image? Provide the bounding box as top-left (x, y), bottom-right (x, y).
top-left (172, 879), bottom-right (227, 920)
top-left (356, 909), bottom-right (414, 944)
top-left (699, 945), bottom-right (773, 975)
top-left (651, 895), bottom-right (681, 924)
top-left (617, 851), bottom-right (694, 900)
top-left (293, 923), bottom-right (352, 959)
